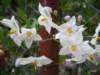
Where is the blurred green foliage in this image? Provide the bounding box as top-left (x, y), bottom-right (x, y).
top-left (0, 0), bottom-right (100, 75)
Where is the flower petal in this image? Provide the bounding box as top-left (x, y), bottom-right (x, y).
top-left (10, 34), bottom-right (23, 46)
top-left (38, 15), bottom-right (48, 25)
top-left (0, 16), bottom-right (19, 30)
top-left (95, 23), bottom-right (100, 35)
top-left (11, 16), bottom-right (19, 30)
top-left (21, 27), bottom-right (36, 34)
top-left (90, 38), bottom-right (96, 45)
top-left (39, 3), bottom-right (52, 17)
top-left (44, 23), bottom-right (52, 34)
top-left (24, 38), bottom-right (33, 48)
top-left (66, 16), bottom-right (76, 27)
top-left (36, 56), bottom-right (52, 67)
top-left (15, 56), bottom-right (36, 67)
top-left (51, 22), bottom-right (59, 29)
top-left (59, 46), bottom-right (71, 55)
top-left (33, 34), bottom-right (42, 41)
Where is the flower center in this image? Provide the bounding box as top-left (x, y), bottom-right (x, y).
top-left (70, 44), bottom-right (77, 52)
top-left (9, 29), bottom-right (17, 35)
top-left (96, 37), bottom-right (100, 40)
top-left (9, 26), bottom-right (18, 35)
top-left (26, 31), bottom-right (33, 38)
top-left (67, 27), bottom-right (73, 34)
top-left (41, 16), bottom-right (48, 22)
top-left (88, 54), bottom-right (95, 62)
top-left (32, 60), bottom-right (37, 65)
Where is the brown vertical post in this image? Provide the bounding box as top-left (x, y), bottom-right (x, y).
top-left (39, 0), bottom-right (59, 75)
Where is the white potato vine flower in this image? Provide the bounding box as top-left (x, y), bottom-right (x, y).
top-left (15, 56), bottom-right (52, 67)
top-left (55, 16), bottom-right (77, 46)
top-left (55, 16), bottom-right (86, 38)
top-left (59, 33), bottom-right (95, 63)
top-left (38, 3), bottom-right (58, 34)
top-left (91, 23), bottom-right (100, 45)
top-left (20, 27), bottom-right (42, 48)
top-left (65, 51), bottom-right (96, 64)
top-left (0, 16), bottom-right (22, 46)
top-left (56, 16), bottom-right (78, 35)
top-left (56, 24), bottom-right (85, 46)
top-left (55, 16), bottom-right (85, 42)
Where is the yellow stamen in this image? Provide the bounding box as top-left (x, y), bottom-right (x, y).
top-left (88, 54), bottom-right (95, 63)
top-left (26, 31), bottom-right (33, 38)
top-left (9, 29), bottom-right (16, 35)
top-left (70, 44), bottom-right (77, 52)
top-left (41, 16), bottom-right (48, 22)
top-left (67, 27), bottom-right (73, 34)
top-left (96, 37), bottom-right (100, 40)
top-left (32, 60), bottom-right (37, 65)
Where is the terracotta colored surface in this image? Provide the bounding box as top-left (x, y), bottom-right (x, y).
top-left (39, 0), bottom-right (58, 10)
top-left (39, 0), bottom-right (59, 75)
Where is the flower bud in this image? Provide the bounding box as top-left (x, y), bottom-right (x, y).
top-left (64, 15), bottom-right (71, 21)
top-left (77, 15), bottom-right (83, 22)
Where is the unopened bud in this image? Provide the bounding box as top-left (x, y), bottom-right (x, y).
top-left (77, 15), bottom-right (83, 22)
top-left (64, 15), bottom-right (71, 21)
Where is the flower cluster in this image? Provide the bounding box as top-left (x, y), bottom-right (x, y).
top-left (0, 16), bottom-right (42, 48)
top-left (0, 3), bottom-right (100, 68)
top-left (55, 16), bottom-right (97, 64)
top-left (0, 4), bottom-right (54, 67)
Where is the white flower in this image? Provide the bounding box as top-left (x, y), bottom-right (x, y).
top-left (55, 16), bottom-right (86, 46)
top-left (38, 3), bottom-right (52, 18)
top-left (56, 24), bottom-right (85, 46)
top-left (56, 16), bottom-right (77, 33)
top-left (55, 16), bottom-right (86, 38)
top-left (38, 3), bottom-right (58, 33)
top-left (0, 16), bottom-right (19, 29)
top-left (59, 34), bottom-right (95, 63)
top-left (20, 27), bottom-right (42, 48)
top-left (55, 16), bottom-right (77, 46)
top-left (15, 56), bottom-right (52, 67)
top-left (66, 52), bottom-right (96, 64)
top-left (91, 23), bottom-right (100, 45)
top-left (59, 34), bottom-right (83, 55)
top-left (0, 16), bottom-right (22, 46)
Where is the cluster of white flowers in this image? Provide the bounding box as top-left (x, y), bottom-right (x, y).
top-left (0, 16), bottom-right (42, 48)
top-left (56, 16), bottom-right (97, 64)
top-left (0, 3), bottom-right (100, 68)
